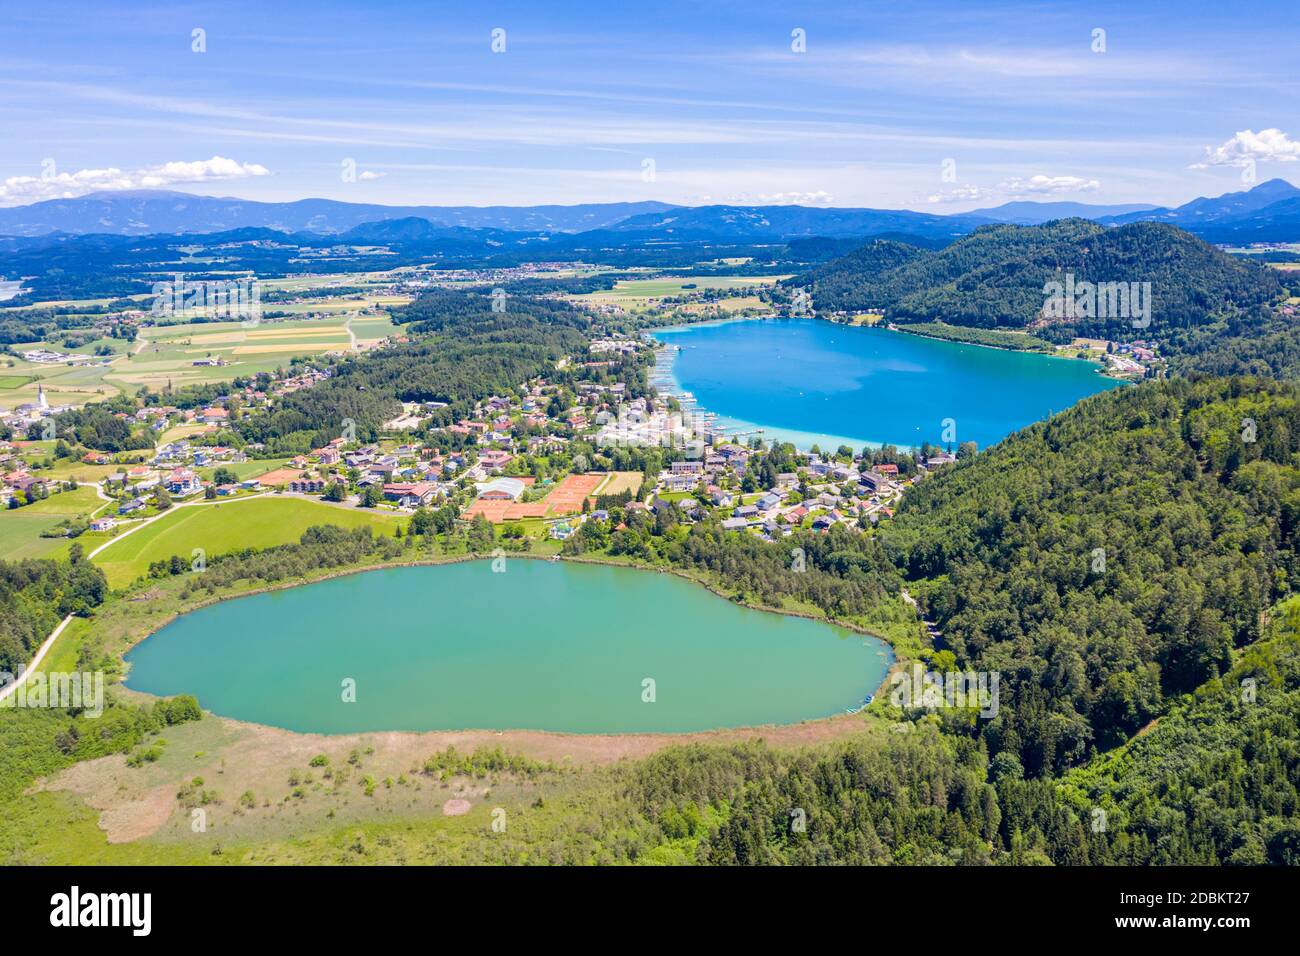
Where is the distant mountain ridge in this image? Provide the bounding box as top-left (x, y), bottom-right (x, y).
top-left (1105, 178), bottom-right (1300, 224)
top-left (595, 204), bottom-right (990, 242)
top-left (0, 179), bottom-right (1297, 243)
top-left (0, 193), bottom-right (678, 238)
top-left (968, 200), bottom-right (1159, 224)
top-left (1097, 179), bottom-right (1300, 241)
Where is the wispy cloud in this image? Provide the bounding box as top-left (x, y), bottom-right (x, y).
top-left (1000, 175), bottom-right (1101, 195)
top-left (927, 184), bottom-right (995, 204)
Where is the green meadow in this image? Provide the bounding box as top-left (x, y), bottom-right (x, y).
top-left (0, 486), bottom-right (110, 561)
top-left (91, 496), bottom-right (406, 589)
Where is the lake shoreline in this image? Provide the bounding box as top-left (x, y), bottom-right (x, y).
top-left (880, 320), bottom-right (1128, 380)
top-left (650, 315), bottom-right (1124, 451)
top-left (96, 550), bottom-right (903, 743)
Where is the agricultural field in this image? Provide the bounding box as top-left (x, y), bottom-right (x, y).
top-left (676, 294), bottom-right (767, 315)
top-left (90, 496), bottom-right (406, 589)
top-left (0, 290), bottom-right (404, 414)
top-left (571, 275), bottom-right (785, 309)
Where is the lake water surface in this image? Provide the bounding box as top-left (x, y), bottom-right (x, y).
top-left (124, 560), bottom-right (891, 734)
top-left (651, 318), bottom-right (1122, 450)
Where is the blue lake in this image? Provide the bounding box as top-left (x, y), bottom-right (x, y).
top-left (124, 561), bottom-right (890, 734)
top-left (651, 318), bottom-right (1123, 450)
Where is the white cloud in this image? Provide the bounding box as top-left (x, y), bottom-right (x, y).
top-left (1193, 128), bottom-right (1300, 168)
top-left (0, 156), bottom-right (270, 204)
top-left (755, 190), bottom-right (832, 205)
top-left (999, 175), bottom-right (1101, 195)
top-left (357, 170), bottom-right (384, 181)
top-left (927, 184), bottom-right (994, 204)
top-left (695, 190), bottom-right (833, 205)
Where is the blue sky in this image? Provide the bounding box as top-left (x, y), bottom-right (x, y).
top-left (2, 0), bottom-right (1298, 210)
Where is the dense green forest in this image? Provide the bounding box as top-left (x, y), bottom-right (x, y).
top-left (885, 377), bottom-right (1299, 773)
top-left (785, 237), bottom-right (931, 311)
top-left (0, 550), bottom-right (108, 678)
top-left (1172, 311), bottom-right (1300, 381)
top-left (785, 221), bottom-right (1285, 351)
top-left (671, 594), bottom-right (1300, 866)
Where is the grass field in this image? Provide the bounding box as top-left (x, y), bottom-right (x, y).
top-left (193, 458), bottom-right (293, 482)
top-left (596, 471), bottom-right (643, 497)
top-left (92, 496), bottom-right (406, 589)
top-left (0, 486), bottom-right (109, 561)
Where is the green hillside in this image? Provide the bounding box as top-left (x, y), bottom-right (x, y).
top-left (788, 220), bottom-right (1285, 341)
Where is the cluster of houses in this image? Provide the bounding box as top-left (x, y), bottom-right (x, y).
top-left (0, 437), bottom-right (53, 506)
top-left (643, 449), bottom-right (958, 539)
top-left (266, 434), bottom-right (527, 510)
top-left (1102, 340), bottom-right (1159, 377)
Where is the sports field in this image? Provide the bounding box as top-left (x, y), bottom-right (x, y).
top-left (463, 472), bottom-right (608, 522)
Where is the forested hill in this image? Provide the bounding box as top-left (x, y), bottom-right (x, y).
top-left (236, 290), bottom-right (591, 455)
top-left (882, 376), bottom-right (1300, 775)
top-left (687, 377), bottom-right (1300, 865)
top-left (786, 238), bottom-right (929, 311)
top-left (786, 219), bottom-right (1284, 333)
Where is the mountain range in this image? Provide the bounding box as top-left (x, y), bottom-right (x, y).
top-left (1099, 178), bottom-right (1300, 241)
top-left (968, 200), bottom-right (1159, 224)
top-left (0, 191), bottom-right (676, 238)
top-left (0, 180), bottom-right (1297, 245)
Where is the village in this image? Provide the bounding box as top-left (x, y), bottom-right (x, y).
top-left (0, 333), bottom-right (956, 552)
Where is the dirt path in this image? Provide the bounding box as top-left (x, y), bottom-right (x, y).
top-left (0, 614), bottom-right (73, 702)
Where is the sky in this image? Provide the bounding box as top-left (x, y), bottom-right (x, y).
top-left (1, 0), bottom-right (1298, 211)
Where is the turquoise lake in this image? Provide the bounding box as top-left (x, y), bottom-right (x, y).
top-left (651, 318), bottom-right (1123, 450)
top-left (124, 560), bottom-right (891, 734)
